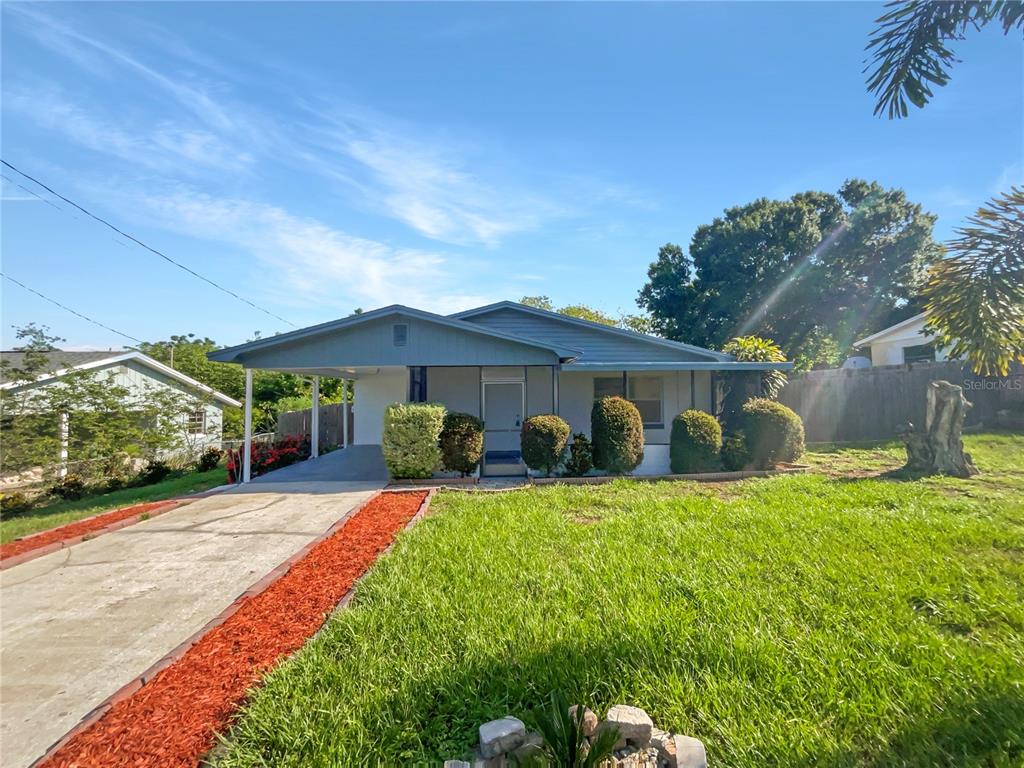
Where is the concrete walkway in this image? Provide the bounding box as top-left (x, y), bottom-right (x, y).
top-left (0, 475), bottom-right (382, 768)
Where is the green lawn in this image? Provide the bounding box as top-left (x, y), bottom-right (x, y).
top-left (1, 467), bottom-right (228, 543)
top-left (215, 433), bottom-right (1024, 767)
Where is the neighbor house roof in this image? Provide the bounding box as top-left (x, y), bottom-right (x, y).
top-left (0, 349), bottom-right (242, 407)
top-left (854, 312), bottom-right (929, 348)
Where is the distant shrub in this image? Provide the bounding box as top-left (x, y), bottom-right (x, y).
top-left (564, 432), bottom-right (594, 477)
top-left (741, 398), bottom-right (805, 468)
top-left (196, 447), bottom-right (222, 472)
top-left (670, 409), bottom-right (722, 473)
top-left (137, 460), bottom-right (172, 486)
top-left (721, 433), bottom-right (751, 471)
top-left (439, 412), bottom-right (484, 476)
top-left (591, 396), bottom-right (644, 474)
top-left (49, 474), bottom-right (86, 500)
top-left (521, 415), bottom-right (571, 476)
top-left (104, 475), bottom-right (128, 493)
top-left (382, 403), bottom-right (446, 479)
top-left (1, 491), bottom-right (33, 517)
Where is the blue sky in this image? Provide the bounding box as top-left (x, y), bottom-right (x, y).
top-left (2, 2), bottom-right (1021, 349)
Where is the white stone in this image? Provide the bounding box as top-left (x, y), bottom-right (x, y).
top-left (444, 761), bottom-right (471, 768)
top-left (670, 735), bottom-right (707, 768)
top-left (603, 705), bottom-right (654, 748)
top-left (479, 716), bottom-right (526, 758)
top-left (569, 704), bottom-right (599, 736)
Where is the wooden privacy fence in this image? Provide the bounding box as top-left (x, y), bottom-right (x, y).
top-left (779, 360), bottom-right (1024, 443)
top-left (276, 403), bottom-right (353, 447)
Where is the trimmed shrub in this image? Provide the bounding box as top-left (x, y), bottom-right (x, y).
top-left (521, 414), bottom-right (571, 476)
top-left (382, 402), bottom-right (446, 479)
top-left (137, 460), bottom-right (172, 486)
top-left (670, 409), bottom-right (722, 473)
top-left (591, 396), bottom-right (644, 475)
top-left (741, 397), bottom-right (805, 468)
top-left (564, 432), bottom-right (594, 477)
top-left (721, 433), bottom-right (751, 471)
top-left (196, 447), bottom-right (222, 472)
top-left (1, 491), bottom-right (33, 517)
top-left (49, 474), bottom-right (86, 500)
top-left (439, 412), bottom-right (484, 476)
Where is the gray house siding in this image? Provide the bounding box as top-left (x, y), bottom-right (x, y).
top-left (237, 315), bottom-right (560, 370)
top-left (460, 308), bottom-right (709, 363)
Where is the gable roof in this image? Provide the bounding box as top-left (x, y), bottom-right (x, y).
top-left (450, 301), bottom-right (734, 363)
top-left (0, 350), bottom-right (242, 407)
top-left (207, 304), bottom-right (583, 364)
top-left (854, 312), bottom-right (929, 348)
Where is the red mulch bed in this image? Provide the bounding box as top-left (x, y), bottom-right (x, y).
top-left (1, 500), bottom-right (182, 565)
top-left (37, 490), bottom-right (429, 768)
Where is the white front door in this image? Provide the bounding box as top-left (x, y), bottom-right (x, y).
top-left (483, 381), bottom-right (525, 476)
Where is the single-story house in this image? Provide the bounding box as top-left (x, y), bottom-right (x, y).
top-left (1, 349), bottom-right (241, 462)
top-left (209, 301), bottom-right (792, 480)
top-left (853, 312), bottom-right (955, 366)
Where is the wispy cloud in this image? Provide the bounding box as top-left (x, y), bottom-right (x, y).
top-left (134, 187), bottom-right (495, 314)
top-left (6, 86), bottom-right (253, 173)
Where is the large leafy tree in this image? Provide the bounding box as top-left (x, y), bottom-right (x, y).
top-left (637, 180), bottom-right (941, 364)
top-left (864, 1), bottom-right (1024, 374)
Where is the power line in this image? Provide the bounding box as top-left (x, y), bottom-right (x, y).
top-left (1, 159), bottom-right (297, 328)
top-left (1, 272), bottom-right (143, 344)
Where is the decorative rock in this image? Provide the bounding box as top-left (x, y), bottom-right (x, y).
top-left (471, 747), bottom-right (505, 768)
top-left (669, 735), bottom-right (707, 768)
top-left (509, 731), bottom-right (544, 764)
top-left (444, 761), bottom-right (471, 768)
top-left (650, 728), bottom-right (672, 757)
top-left (569, 704), bottom-right (599, 736)
top-left (603, 705), bottom-right (654, 748)
top-left (478, 716), bottom-right (526, 759)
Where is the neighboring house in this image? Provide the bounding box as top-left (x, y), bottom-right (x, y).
top-left (0, 349), bottom-right (242, 459)
top-left (209, 301), bottom-right (791, 479)
top-left (853, 313), bottom-right (956, 366)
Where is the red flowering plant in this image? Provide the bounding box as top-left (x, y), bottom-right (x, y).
top-left (226, 435), bottom-right (311, 482)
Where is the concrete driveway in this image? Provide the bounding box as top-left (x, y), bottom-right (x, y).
top-left (0, 473), bottom-right (383, 768)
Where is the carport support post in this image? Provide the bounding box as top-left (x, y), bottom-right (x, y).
top-left (310, 376), bottom-right (320, 459)
top-left (341, 379), bottom-right (349, 449)
top-left (242, 368), bottom-right (253, 483)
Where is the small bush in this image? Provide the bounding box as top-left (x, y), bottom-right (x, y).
top-left (382, 402), bottom-right (446, 479)
top-left (1, 491), bottom-right (33, 517)
top-left (564, 433), bottom-right (594, 477)
top-left (104, 475), bottom-right (128, 493)
top-left (721, 433), bottom-right (751, 471)
top-left (137, 460), bottom-right (172, 486)
top-left (49, 474), bottom-right (87, 500)
top-left (521, 415), bottom-right (571, 476)
top-left (439, 412), bottom-right (484, 476)
top-left (670, 409), bottom-right (722, 473)
top-left (741, 397), bottom-right (805, 468)
top-left (196, 447), bottom-right (222, 472)
top-left (591, 396), bottom-right (644, 474)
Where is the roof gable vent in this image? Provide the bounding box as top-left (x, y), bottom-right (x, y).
top-left (393, 323), bottom-right (408, 347)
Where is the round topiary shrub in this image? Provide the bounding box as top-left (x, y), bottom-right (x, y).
top-left (439, 411), bottom-right (484, 476)
top-left (670, 409), bottom-right (722, 473)
top-left (521, 414), bottom-right (571, 476)
top-left (721, 433), bottom-right (751, 471)
top-left (564, 432), bottom-right (594, 477)
top-left (740, 397), bottom-right (805, 468)
top-left (382, 402), bottom-right (446, 479)
top-left (591, 396), bottom-right (644, 475)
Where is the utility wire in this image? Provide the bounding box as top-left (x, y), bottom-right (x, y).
top-left (1, 159), bottom-right (297, 328)
top-left (1, 272), bottom-right (143, 344)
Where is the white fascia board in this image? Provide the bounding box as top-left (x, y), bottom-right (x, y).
top-left (561, 361), bottom-right (794, 371)
top-left (854, 312), bottom-right (928, 348)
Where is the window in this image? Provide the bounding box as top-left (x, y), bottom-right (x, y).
top-left (628, 375), bottom-right (663, 428)
top-left (593, 376), bottom-right (625, 401)
top-left (903, 343), bottom-right (935, 364)
top-left (393, 323), bottom-right (408, 347)
top-left (187, 410), bottom-right (206, 435)
top-left (409, 366), bottom-right (427, 402)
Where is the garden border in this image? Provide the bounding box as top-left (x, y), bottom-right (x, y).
top-left (29, 488), bottom-right (432, 768)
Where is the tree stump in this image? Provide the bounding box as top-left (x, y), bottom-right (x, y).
top-left (897, 380), bottom-right (979, 477)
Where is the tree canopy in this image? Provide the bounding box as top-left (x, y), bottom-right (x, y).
top-left (637, 179), bottom-right (942, 366)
